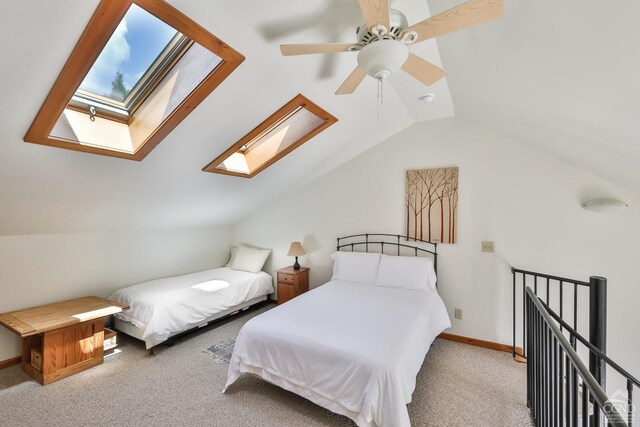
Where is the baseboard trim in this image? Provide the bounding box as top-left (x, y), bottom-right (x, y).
top-left (438, 332), bottom-right (524, 359)
top-left (0, 356), bottom-right (21, 370)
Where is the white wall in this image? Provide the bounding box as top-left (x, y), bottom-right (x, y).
top-left (233, 117), bottom-right (640, 382)
top-left (0, 226), bottom-right (232, 361)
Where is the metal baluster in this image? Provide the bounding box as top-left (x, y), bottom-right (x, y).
top-left (547, 277), bottom-right (550, 304)
top-left (554, 337), bottom-right (559, 427)
top-left (566, 354), bottom-right (572, 426)
top-left (628, 380), bottom-right (633, 427)
top-left (560, 281), bottom-right (564, 332)
top-left (582, 381), bottom-right (588, 427)
top-left (397, 235), bottom-right (400, 255)
top-left (559, 339), bottom-right (564, 426)
top-left (537, 310), bottom-right (542, 425)
top-left (551, 335), bottom-right (558, 427)
top-left (574, 283), bottom-right (578, 335)
top-left (524, 274), bottom-right (527, 360)
top-left (528, 296), bottom-right (531, 408)
top-left (572, 336), bottom-right (579, 426)
top-left (545, 326), bottom-right (549, 426)
top-left (549, 328), bottom-right (554, 427)
top-left (532, 298), bottom-right (537, 415)
top-left (513, 272), bottom-right (517, 358)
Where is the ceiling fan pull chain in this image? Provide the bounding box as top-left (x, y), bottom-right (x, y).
top-left (377, 78), bottom-right (381, 122)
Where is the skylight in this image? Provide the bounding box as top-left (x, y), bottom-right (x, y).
top-left (24, 0), bottom-right (245, 160)
top-left (203, 94), bottom-right (338, 178)
top-left (78, 4), bottom-right (179, 103)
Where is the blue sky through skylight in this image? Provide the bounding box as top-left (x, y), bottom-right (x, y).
top-left (78, 3), bottom-right (179, 102)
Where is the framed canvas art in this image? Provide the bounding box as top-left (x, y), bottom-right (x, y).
top-left (405, 167), bottom-right (459, 243)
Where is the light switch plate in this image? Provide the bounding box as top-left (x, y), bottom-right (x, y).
top-left (481, 241), bottom-right (495, 253)
top-left (454, 308), bottom-right (463, 320)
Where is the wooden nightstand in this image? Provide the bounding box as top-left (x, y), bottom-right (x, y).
top-left (277, 267), bottom-right (309, 305)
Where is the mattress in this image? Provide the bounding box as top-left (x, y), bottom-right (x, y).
top-left (225, 280), bottom-right (451, 427)
top-left (109, 267), bottom-right (273, 348)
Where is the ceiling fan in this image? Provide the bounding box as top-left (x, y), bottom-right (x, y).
top-left (280, 0), bottom-right (504, 95)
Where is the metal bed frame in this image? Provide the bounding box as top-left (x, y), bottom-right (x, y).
top-left (336, 233), bottom-right (438, 280)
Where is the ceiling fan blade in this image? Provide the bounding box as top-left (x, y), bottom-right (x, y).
top-left (336, 66), bottom-right (367, 95)
top-left (357, 0), bottom-right (390, 30)
top-left (280, 43), bottom-right (355, 56)
top-left (401, 54), bottom-right (447, 86)
top-left (406, 0), bottom-right (503, 43)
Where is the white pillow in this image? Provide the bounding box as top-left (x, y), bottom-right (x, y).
top-left (330, 251), bottom-right (381, 285)
top-left (374, 254), bottom-right (437, 292)
top-left (230, 246), bottom-right (271, 273)
top-left (225, 246), bottom-right (238, 267)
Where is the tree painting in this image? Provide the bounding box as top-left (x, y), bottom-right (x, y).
top-left (405, 167), bottom-right (459, 243)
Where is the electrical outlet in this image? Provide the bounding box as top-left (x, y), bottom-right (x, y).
top-left (454, 308), bottom-right (463, 320)
top-left (481, 241), bottom-right (495, 253)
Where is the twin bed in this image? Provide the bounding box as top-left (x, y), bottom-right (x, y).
top-left (110, 256), bottom-right (273, 351)
top-left (109, 234), bottom-right (450, 427)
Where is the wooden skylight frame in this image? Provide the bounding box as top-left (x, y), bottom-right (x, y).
top-left (24, 0), bottom-right (244, 161)
top-left (203, 94), bottom-right (338, 178)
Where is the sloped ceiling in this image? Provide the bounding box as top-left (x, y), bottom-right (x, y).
top-left (0, 0), bottom-right (455, 235)
top-left (429, 0), bottom-right (640, 191)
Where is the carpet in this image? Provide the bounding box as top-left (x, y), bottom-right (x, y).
top-left (0, 303), bottom-right (533, 426)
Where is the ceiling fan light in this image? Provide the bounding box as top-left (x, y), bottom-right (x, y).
top-left (357, 40), bottom-right (409, 80)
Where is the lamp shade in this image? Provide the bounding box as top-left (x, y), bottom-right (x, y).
top-left (287, 242), bottom-right (305, 257)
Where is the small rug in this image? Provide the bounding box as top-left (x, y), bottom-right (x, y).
top-left (204, 336), bottom-right (237, 363)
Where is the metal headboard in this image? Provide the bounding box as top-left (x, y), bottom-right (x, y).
top-left (336, 233), bottom-right (438, 279)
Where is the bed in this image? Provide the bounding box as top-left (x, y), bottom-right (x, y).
top-left (109, 266), bottom-right (273, 351)
top-left (224, 234), bottom-right (451, 427)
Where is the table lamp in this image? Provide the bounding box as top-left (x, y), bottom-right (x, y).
top-left (287, 242), bottom-right (305, 270)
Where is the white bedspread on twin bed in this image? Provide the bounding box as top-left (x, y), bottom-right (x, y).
top-left (109, 267), bottom-right (273, 348)
top-left (225, 280), bottom-right (451, 427)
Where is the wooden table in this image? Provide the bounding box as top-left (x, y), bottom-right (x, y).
top-left (0, 296), bottom-right (128, 385)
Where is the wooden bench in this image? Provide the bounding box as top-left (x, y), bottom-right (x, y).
top-left (0, 296), bottom-right (128, 385)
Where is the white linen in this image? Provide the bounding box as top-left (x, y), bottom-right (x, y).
top-left (330, 251), bottom-right (381, 285)
top-left (230, 246), bottom-right (271, 273)
top-left (225, 280), bottom-right (451, 427)
top-left (374, 254), bottom-right (437, 292)
top-left (109, 267), bottom-right (273, 348)
top-left (225, 246), bottom-right (238, 267)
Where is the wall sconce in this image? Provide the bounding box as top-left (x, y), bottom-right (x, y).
top-left (581, 199), bottom-right (628, 213)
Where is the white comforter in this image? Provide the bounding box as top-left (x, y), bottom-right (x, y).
top-left (225, 280), bottom-right (450, 427)
top-left (109, 267), bottom-right (273, 348)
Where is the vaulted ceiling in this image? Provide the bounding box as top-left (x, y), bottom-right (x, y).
top-left (0, 0), bottom-right (454, 234)
top-left (2, 0), bottom-right (636, 235)
top-left (431, 0), bottom-right (640, 191)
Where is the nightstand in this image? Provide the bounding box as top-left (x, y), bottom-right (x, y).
top-left (277, 267), bottom-right (309, 305)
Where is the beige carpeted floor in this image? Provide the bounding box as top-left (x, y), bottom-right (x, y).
top-left (0, 304), bottom-right (533, 427)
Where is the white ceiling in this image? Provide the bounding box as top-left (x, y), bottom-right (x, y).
top-left (0, 0), bottom-right (455, 235)
top-left (429, 0), bottom-right (640, 191)
top-left (5, 0), bottom-right (635, 235)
